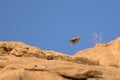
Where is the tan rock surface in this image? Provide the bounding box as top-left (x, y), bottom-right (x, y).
top-left (0, 39), bottom-right (120, 80)
top-left (74, 37), bottom-right (120, 67)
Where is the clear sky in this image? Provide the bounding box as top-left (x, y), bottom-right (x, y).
top-left (0, 0), bottom-right (120, 55)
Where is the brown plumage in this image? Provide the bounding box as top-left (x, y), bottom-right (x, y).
top-left (69, 36), bottom-right (80, 45)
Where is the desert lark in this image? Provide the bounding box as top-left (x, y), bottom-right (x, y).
top-left (69, 36), bottom-right (80, 45)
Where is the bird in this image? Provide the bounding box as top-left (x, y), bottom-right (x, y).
top-left (68, 36), bottom-right (80, 45)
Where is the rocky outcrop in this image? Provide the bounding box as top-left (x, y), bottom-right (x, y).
top-left (0, 38), bottom-right (120, 80)
top-left (0, 42), bottom-right (70, 60)
top-left (1, 55), bottom-right (120, 80)
top-left (73, 37), bottom-right (120, 67)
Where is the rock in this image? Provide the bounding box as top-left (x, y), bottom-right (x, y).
top-left (0, 55), bottom-right (120, 80)
top-left (0, 69), bottom-right (65, 80)
top-left (0, 38), bottom-right (120, 80)
top-left (74, 37), bottom-right (120, 67)
top-left (0, 42), bottom-right (71, 61)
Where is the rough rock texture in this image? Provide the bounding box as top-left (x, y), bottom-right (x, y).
top-left (0, 38), bottom-right (120, 80)
top-left (74, 37), bottom-right (120, 67)
top-left (0, 42), bottom-right (71, 61)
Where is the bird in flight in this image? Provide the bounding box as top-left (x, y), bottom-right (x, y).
top-left (68, 36), bottom-right (80, 45)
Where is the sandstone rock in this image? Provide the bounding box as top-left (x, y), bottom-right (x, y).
top-left (0, 38), bottom-right (120, 80)
top-left (0, 42), bottom-right (70, 61)
top-left (74, 37), bottom-right (120, 67)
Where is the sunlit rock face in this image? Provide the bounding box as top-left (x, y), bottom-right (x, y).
top-left (0, 38), bottom-right (120, 80)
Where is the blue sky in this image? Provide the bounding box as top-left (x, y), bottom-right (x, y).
top-left (0, 0), bottom-right (120, 55)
